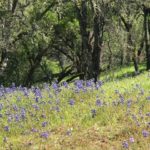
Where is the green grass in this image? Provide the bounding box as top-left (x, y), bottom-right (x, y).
top-left (101, 63), bottom-right (146, 81)
top-left (0, 67), bottom-right (150, 150)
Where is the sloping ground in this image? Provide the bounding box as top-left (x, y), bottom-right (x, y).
top-left (0, 72), bottom-right (149, 150)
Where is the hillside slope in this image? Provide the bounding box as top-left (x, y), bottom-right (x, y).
top-left (0, 72), bottom-right (149, 149)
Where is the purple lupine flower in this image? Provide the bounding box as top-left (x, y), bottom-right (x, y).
top-left (11, 83), bottom-right (16, 91)
top-left (75, 80), bottom-right (83, 89)
top-left (15, 114), bottom-right (20, 122)
top-left (66, 130), bottom-right (72, 136)
top-left (5, 88), bottom-right (12, 93)
top-left (62, 81), bottom-right (68, 88)
top-left (52, 83), bottom-right (58, 90)
top-left (122, 141), bottom-right (129, 149)
top-left (34, 88), bottom-right (42, 99)
top-left (42, 121), bottom-right (48, 127)
top-left (69, 99), bottom-right (75, 106)
top-left (32, 104), bottom-right (40, 110)
top-left (55, 106), bottom-right (60, 112)
top-left (97, 80), bottom-right (103, 87)
top-left (127, 100), bottom-right (132, 107)
top-left (35, 97), bottom-right (39, 103)
top-left (146, 96), bottom-right (150, 100)
top-left (21, 108), bottom-right (26, 119)
top-left (129, 137), bottom-right (134, 143)
top-left (142, 130), bottom-right (149, 137)
top-left (96, 99), bottom-right (102, 107)
top-left (0, 91), bottom-right (3, 97)
top-left (7, 116), bottom-right (12, 123)
top-left (86, 80), bottom-right (93, 87)
top-left (31, 128), bottom-right (38, 132)
top-left (13, 104), bottom-right (18, 111)
top-left (119, 94), bottom-right (124, 104)
top-left (4, 126), bottom-right (10, 132)
top-left (40, 132), bottom-right (49, 139)
top-left (95, 84), bottom-right (100, 90)
top-left (23, 88), bottom-right (29, 97)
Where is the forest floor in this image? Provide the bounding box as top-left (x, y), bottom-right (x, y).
top-left (0, 66), bottom-right (150, 150)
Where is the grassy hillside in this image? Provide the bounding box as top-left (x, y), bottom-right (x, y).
top-left (0, 70), bottom-right (149, 150)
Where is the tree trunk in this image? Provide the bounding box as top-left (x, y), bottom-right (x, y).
top-left (75, 1), bottom-right (92, 80)
top-left (75, 1), bottom-right (104, 82)
top-left (133, 55), bottom-right (139, 74)
top-left (143, 6), bottom-right (150, 70)
top-left (92, 14), bottom-right (104, 82)
top-left (120, 15), bottom-right (139, 73)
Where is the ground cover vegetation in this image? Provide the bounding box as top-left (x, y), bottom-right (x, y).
top-left (0, 70), bottom-right (149, 149)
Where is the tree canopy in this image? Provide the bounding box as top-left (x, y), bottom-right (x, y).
top-left (0, 0), bottom-right (150, 86)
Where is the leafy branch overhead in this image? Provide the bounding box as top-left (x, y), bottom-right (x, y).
top-left (0, 0), bottom-right (150, 86)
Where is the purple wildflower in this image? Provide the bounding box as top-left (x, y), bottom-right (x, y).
top-left (21, 108), bottom-right (26, 119)
top-left (7, 116), bottom-right (12, 123)
top-left (40, 132), bottom-right (49, 139)
top-left (142, 130), bottom-right (149, 137)
top-left (52, 83), bottom-right (58, 90)
top-left (62, 81), bottom-right (68, 88)
top-left (4, 126), bottom-right (10, 132)
top-left (69, 99), bottom-right (75, 106)
top-left (146, 96), bottom-right (150, 100)
top-left (31, 128), bottom-right (38, 132)
top-left (122, 141), bottom-right (129, 149)
top-left (119, 94), bottom-right (124, 104)
top-left (96, 99), bottom-right (102, 107)
top-left (55, 106), bottom-right (60, 112)
top-left (127, 100), bottom-right (132, 107)
top-left (32, 104), bottom-right (40, 110)
top-left (129, 137), bottom-right (134, 143)
top-left (34, 88), bottom-right (42, 99)
top-left (42, 121), bottom-right (48, 127)
top-left (86, 80), bottom-right (93, 87)
top-left (66, 130), bottom-right (72, 136)
top-left (15, 114), bottom-right (20, 122)
top-left (13, 104), bottom-right (18, 111)
top-left (35, 97), bottom-right (39, 103)
top-left (75, 80), bottom-right (83, 89)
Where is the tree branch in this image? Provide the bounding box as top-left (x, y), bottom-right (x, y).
top-left (12, 0), bottom-right (18, 13)
top-left (36, 1), bottom-right (57, 21)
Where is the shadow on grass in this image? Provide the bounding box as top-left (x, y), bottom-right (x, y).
top-left (101, 64), bottom-right (147, 82)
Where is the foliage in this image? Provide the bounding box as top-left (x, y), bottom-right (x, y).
top-left (0, 0), bottom-right (150, 85)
